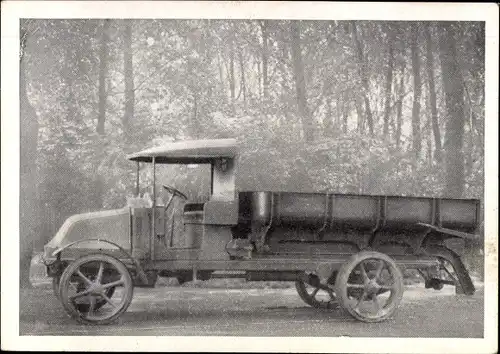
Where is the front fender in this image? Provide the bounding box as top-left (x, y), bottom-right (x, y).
top-left (48, 238), bottom-right (149, 285)
top-left (43, 208), bottom-right (131, 261)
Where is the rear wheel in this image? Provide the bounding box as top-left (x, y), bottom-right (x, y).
top-left (335, 251), bottom-right (404, 323)
top-left (59, 254), bottom-right (133, 325)
top-left (295, 272), bottom-right (338, 309)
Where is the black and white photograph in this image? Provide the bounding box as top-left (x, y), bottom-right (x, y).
top-left (1, 1), bottom-right (498, 353)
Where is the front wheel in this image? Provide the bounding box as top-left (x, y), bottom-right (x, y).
top-left (58, 254), bottom-right (133, 325)
top-left (335, 251), bottom-right (404, 323)
top-left (53, 274), bottom-right (116, 311)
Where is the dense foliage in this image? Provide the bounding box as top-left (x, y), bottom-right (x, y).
top-left (19, 19), bottom-right (484, 286)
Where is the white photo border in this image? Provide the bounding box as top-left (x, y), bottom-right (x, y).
top-left (1, 1), bottom-right (498, 353)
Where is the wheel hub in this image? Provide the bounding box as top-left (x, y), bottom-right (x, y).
top-left (85, 280), bottom-right (106, 294)
top-left (365, 280), bottom-right (380, 295)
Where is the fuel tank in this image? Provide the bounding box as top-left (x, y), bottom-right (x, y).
top-left (237, 191), bottom-right (480, 233)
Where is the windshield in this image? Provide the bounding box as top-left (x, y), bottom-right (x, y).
top-left (132, 162), bottom-right (212, 203)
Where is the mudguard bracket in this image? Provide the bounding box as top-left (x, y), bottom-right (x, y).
top-left (417, 223), bottom-right (479, 241)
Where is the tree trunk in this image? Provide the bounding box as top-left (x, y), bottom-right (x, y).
top-left (260, 20), bottom-right (269, 100)
top-left (192, 93), bottom-right (198, 138)
top-left (20, 30), bottom-right (39, 288)
top-left (350, 21), bottom-right (374, 136)
top-left (383, 29), bottom-right (395, 137)
top-left (97, 19), bottom-right (110, 135)
top-left (343, 70), bottom-right (349, 134)
top-left (424, 23), bottom-right (442, 162)
top-left (217, 51), bottom-right (225, 95)
top-left (395, 63), bottom-right (405, 149)
top-left (239, 49), bottom-right (247, 111)
top-left (93, 20), bottom-right (110, 207)
top-left (355, 96), bottom-right (364, 134)
top-left (464, 94), bottom-right (475, 178)
top-left (439, 22), bottom-right (465, 198)
top-left (229, 32), bottom-right (235, 115)
top-left (323, 96), bottom-right (334, 137)
top-left (411, 23), bottom-right (422, 158)
top-left (335, 97), bottom-right (341, 129)
top-left (123, 20), bottom-right (134, 141)
top-left (426, 93), bottom-right (433, 166)
top-left (257, 60), bottom-right (262, 100)
top-left (63, 45), bottom-right (78, 123)
top-left (290, 21), bottom-right (314, 142)
top-left (278, 39), bottom-right (290, 115)
top-left (342, 101), bottom-right (349, 134)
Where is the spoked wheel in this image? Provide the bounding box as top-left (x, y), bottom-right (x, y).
top-left (58, 254), bottom-right (134, 325)
top-left (295, 272), bottom-right (338, 309)
top-left (335, 251), bottom-right (404, 323)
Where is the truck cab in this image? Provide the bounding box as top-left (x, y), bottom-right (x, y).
top-left (126, 138), bottom-right (240, 262)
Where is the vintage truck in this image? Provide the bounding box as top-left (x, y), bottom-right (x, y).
top-left (42, 138), bottom-right (480, 324)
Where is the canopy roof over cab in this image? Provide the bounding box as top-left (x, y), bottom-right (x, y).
top-left (127, 138), bottom-right (238, 164)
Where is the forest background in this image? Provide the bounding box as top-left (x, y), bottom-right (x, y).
top-left (19, 19), bottom-right (485, 287)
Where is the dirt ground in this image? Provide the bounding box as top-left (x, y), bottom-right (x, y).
top-left (19, 279), bottom-right (484, 337)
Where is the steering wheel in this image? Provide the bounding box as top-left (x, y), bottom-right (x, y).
top-left (162, 184), bottom-right (188, 200)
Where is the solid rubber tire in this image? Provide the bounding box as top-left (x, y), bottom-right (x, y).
top-left (335, 251), bottom-right (404, 323)
top-left (58, 254), bottom-right (134, 325)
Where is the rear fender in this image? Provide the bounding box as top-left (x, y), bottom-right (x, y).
top-left (417, 224), bottom-right (477, 295)
top-left (423, 244), bottom-right (475, 295)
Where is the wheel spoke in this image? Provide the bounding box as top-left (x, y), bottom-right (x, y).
top-left (347, 283), bottom-right (365, 289)
top-left (76, 269), bottom-right (93, 286)
top-left (70, 288), bottom-right (94, 300)
top-left (353, 291), bottom-right (367, 310)
top-left (87, 295), bottom-right (96, 316)
top-left (379, 284), bottom-right (394, 290)
top-left (100, 293), bottom-right (117, 308)
top-left (372, 295), bottom-right (381, 313)
top-left (378, 270), bottom-right (396, 289)
top-left (359, 262), bottom-right (369, 283)
top-left (102, 278), bottom-right (124, 289)
top-left (310, 287), bottom-right (320, 298)
top-left (69, 282), bottom-right (79, 292)
top-left (374, 260), bottom-right (385, 281)
top-left (96, 262), bottom-right (104, 284)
